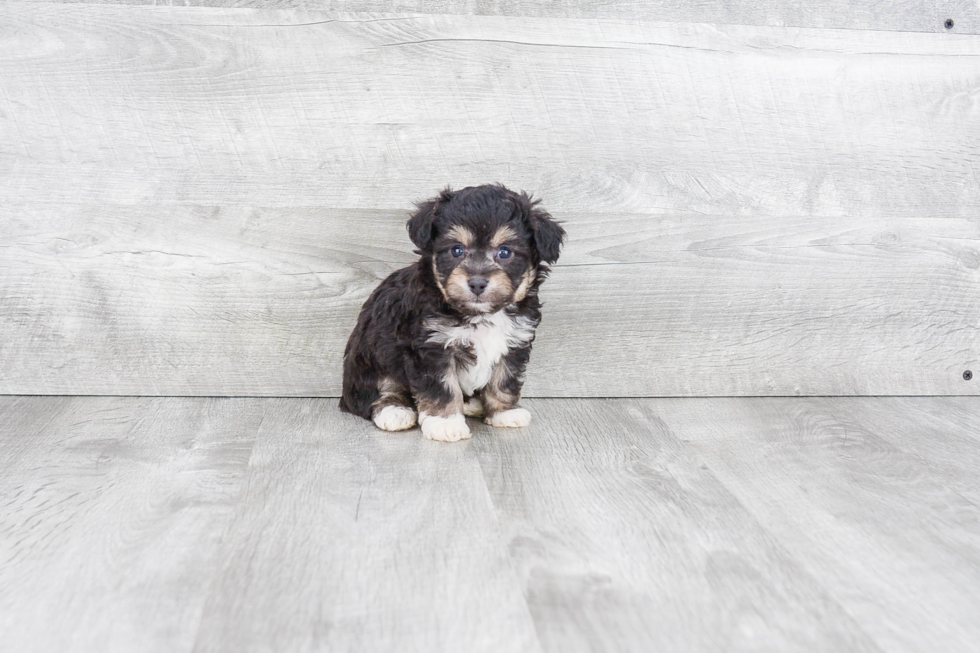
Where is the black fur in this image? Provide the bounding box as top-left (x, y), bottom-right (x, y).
top-left (340, 184), bottom-right (565, 427)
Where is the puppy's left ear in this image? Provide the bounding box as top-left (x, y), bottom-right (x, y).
top-left (407, 187), bottom-right (455, 252)
top-left (520, 192), bottom-right (566, 264)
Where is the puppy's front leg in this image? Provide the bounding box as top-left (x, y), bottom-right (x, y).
top-left (411, 360), bottom-right (469, 443)
top-left (482, 349), bottom-right (531, 428)
top-left (417, 396), bottom-right (469, 443)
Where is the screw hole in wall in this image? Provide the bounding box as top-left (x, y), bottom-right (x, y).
top-left (945, 18), bottom-right (955, 29)
top-left (965, 370), bottom-right (973, 381)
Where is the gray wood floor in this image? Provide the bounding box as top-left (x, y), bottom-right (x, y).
top-left (2, 396), bottom-right (978, 652)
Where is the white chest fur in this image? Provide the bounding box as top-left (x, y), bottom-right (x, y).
top-left (426, 312), bottom-right (537, 396)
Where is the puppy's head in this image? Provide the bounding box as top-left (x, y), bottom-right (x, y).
top-left (407, 184), bottom-right (565, 315)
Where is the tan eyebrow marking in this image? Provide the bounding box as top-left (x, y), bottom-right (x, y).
top-left (491, 225), bottom-right (518, 248)
top-left (446, 225), bottom-right (475, 247)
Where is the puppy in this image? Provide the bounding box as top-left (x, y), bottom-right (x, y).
top-left (339, 184), bottom-right (565, 442)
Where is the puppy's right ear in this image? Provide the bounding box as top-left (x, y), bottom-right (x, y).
top-left (407, 188), bottom-right (455, 251)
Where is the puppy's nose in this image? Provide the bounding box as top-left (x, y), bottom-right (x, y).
top-left (468, 276), bottom-right (489, 296)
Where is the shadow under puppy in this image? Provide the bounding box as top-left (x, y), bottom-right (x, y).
top-left (340, 184), bottom-right (566, 442)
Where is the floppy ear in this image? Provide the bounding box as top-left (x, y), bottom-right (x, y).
top-left (407, 187), bottom-right (455, 251)
top-left (520, 192), bottom-right (566, 264)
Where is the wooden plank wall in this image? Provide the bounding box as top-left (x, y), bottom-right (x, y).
top-left (1, 2), bottom-right (978, 396)
top-left (15, 0), bottom-right (980, 34)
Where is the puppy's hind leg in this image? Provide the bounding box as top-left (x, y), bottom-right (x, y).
top-left (371, 377), bottom-right (417, 432)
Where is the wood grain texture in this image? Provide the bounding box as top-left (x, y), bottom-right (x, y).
top-left (2, 6), bottom-right (980, 217)
top-left (3, 396), bottom-right (980, 651)
top-left (827, 397), bottom-right (980, 500)
top-left (2, 204), bottom-right (977, 396)
top-left (656, 397), bottom-right (980, 653)
top-left (0, 396), bottom-right (266, 653)
top-left (473, 399), bottom-right (883, 652)
top-left (192, 397), bottom-right (540, 653)
top-left (9, 0), bottom-right (980, 35)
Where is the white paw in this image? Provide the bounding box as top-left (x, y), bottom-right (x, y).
top-left (420, 413), bottom-right (471, 442)
top-left (373, 405), bottom-right (417, 432)
top-left (485, 408), bottom-right (531, 428)
top-left (462, 397), bottom-right (484, 417)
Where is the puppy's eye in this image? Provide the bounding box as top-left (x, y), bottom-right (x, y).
top-left (496, 246), bottom-right (513, 260)
top-left (451, 244), bottom-right (465, 258)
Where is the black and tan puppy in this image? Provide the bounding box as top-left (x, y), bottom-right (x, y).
top-left (340, 184), bottom-right (565, 442)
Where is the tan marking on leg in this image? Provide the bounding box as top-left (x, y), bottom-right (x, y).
top-left (377, 377), bottom-right (404, 400)
top-left (415, 364), bottom-right (464, 419)
top-left (482, 349), bottom-right (532, 427)
top-left (462, 396), bottom-right (484, 417)
top-left (417, 364), bottom-right (469, 441)
top-left (372, 377), bottom-right (411, 410)
top-left (482, 362), bottom-right (519, 417)
top-left (371, 377), bottom-right (417, 430)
